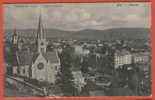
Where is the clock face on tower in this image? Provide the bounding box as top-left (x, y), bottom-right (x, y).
top-left (37, 62), bottom-right (44, 70)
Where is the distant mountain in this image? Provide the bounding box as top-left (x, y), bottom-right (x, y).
top-left (72, 28), bottom-right (151, 40)
top-left (4, 28), bottom-right (150, 40)
top-left (4, 29), bottom-right (74, 39)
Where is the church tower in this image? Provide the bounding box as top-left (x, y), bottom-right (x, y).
top-left (12, 29), bottom-right (18, 45)
top-left (36, 14), bottom-right (47, 53)
top-left (32, 12), bottom-right (60, 83)
top-left (18, 38), bottom-right (24, 51)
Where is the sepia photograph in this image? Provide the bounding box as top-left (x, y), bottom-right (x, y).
top-left (3, 3), bottom-right (151, 97)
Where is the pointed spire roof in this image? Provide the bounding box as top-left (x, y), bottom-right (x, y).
top-left (12, 28), bottom-right (18, 43)
top-left (37, 12), bottom-right (45, 40)
top-left (13, 28), bottom-right (17, 36)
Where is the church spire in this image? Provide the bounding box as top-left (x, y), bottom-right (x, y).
top-left (37, 11), bottom-right (45, 40)
top-left (12, 28), bottom-right (18, 44)
top-left (36, 11), bottom-right (47, 53)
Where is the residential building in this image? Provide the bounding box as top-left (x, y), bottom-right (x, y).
top-left (132, 52), bottom-right (150, 64)
top-left (72, 70), bottom-right (86, 93)
top-left (114, 49), bottom-right (132, 69)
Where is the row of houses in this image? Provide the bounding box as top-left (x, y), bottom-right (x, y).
top-left (114, 49), bottom-right (150, 69)
top-left (73, 43), bottom-right (150, 70)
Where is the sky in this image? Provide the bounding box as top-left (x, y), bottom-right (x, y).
top-left (4, 3), bottom-right (151, 31)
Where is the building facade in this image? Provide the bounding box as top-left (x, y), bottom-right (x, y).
top-left (10, 14), bottom-right (60, 84)
top-left (132, 52), bottom-right (150, 64)
top-left (114, 49), bottom-right (132, 69)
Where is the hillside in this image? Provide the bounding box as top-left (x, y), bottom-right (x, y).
top-left (4, 28), bottom-right (150, 40)
top-left (72, 28), bottom-right (150, 40)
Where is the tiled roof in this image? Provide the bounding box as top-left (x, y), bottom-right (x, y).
top-left (32, 53), bottom-right (39, 63)
top-left (115, 49), bottom-right (130, 56)
top-left (17, 50), bottom-right (60, 66)
top-left (16, 50), bottom-right (33, 66)
top-left (42, 51), bottom-right (60, 64)
top-left (11, 54), bottom-right (18, 66)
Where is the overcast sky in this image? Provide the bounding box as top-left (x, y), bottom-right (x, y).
top-left (4, 3), bottom-right (151, 31)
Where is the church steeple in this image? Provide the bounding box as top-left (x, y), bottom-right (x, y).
top-left (37, 13), bottom-right (45, 40)
top-left (36, 13), bottom-right (47, 53)
top-left (12, 28), bottom-right (18, 45)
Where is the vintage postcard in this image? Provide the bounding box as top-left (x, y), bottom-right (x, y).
top-left (3, 2), bottom-right (151, 97)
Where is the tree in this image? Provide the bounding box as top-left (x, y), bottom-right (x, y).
top-left (72, 55), bottom-right (81, 69)
top-left (87, 53), bottom-right (97, 68)
top-left (81, 58), bottom-right (89, 74)
top-left (58, 45), bottom-right (78, 96)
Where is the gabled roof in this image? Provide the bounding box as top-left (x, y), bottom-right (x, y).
top-left (42, 51), bottom-right (60, 64)
top-left (32, 53), bottom-right (40, 63)
top-left (32, 51), bottom-right (60, 64)
top-left (16, 50), bottom-right (33, 66)
top-left (10, 54), bottom-right (18, 66)
top-left (115, 49), bottom-right (130, 56)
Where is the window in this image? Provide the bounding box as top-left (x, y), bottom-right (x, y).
top-left (40, 42), bottom-right (44, 46)
top-left (23, 69), bottom-right (25, 74)
top-left (55, 66), bottom-right (57, 70)
top-left (37, 63), bottom-right (44, 70)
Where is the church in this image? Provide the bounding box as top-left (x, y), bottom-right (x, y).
top-left (11, 14), bottom-right (60, 84)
